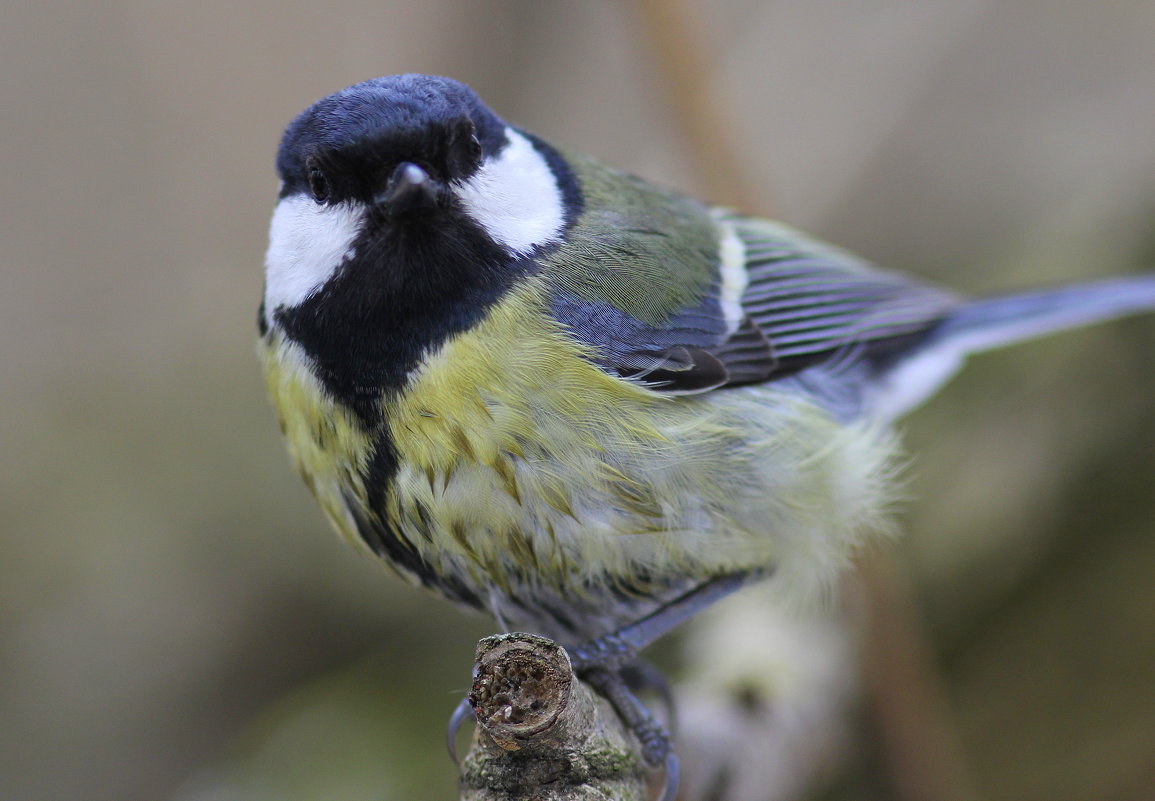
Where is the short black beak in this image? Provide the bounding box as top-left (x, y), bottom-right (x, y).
top-left (377, 162), bottom-right (442, 216)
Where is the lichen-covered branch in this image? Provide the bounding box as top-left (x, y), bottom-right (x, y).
top-left (459, 633), bottom-right (650, 801)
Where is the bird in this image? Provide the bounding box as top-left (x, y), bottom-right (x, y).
top-left (259, 73), bottom-right (1155, 784)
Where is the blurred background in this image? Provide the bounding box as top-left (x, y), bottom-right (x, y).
top-left (3, 1), bottom-right (1154, 800)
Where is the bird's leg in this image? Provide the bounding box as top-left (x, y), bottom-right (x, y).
top-left (567, 572), bottom-right (751, 672)
top-left (566, 573), bottom-right (752, 801)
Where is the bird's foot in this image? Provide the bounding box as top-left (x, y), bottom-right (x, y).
top-left (562, 573), bottom-right (752, 799)
top-left (580, 664), bottom-right (679, 801)
top-left (449, 575), bottom-right (751, 798)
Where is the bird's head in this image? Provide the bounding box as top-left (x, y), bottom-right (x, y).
top-left (263, 74), bottom-right (575, 322)
top-left (261, 75), bottom-right (582, 411)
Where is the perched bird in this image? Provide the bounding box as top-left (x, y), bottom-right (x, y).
top-left (260, 73), bottom-right (1155, 774)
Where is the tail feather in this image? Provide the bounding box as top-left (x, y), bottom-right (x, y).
top-left (933, 276), bottom-right (1155, 355)
top-left (871, 276), bottom-right (1155, 421)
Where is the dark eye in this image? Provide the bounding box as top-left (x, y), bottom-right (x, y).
top-left (305, 158), bottom-right (331, 204)
top-left (468, 134), bottom-right (482, 162)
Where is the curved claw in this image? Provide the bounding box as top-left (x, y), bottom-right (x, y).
top-left (446, 696), bottom-right (475, 766)
top-left (658, 749), bottom-right (681, 801)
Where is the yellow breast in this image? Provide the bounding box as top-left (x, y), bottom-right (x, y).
top-left (262, 277), bottom-right (901, 616)
top-left (259, 331), bottom-right (376, 552)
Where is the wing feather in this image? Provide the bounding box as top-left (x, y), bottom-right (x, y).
top-left (545, 200), bottom-right (960, 394)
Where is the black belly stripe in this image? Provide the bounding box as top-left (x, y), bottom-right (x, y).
top-left (343, 434), bottom-right (486, 611)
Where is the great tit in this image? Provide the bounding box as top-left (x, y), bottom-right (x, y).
top-left (260, 72), bottom-right (1155, 765)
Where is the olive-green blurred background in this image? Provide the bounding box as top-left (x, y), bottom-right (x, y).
top-left (3, 2), bottom-right (1154, 800)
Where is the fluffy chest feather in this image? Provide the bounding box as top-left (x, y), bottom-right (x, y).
top-left (260, 333), bottom-right (376, 551)
top-left (382, 281), bottom-right (900, 624)
top-left (263, 278), bottom-right (900, 635)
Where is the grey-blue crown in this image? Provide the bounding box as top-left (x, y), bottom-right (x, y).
top-left (275, 74), bottom-right (507, 187)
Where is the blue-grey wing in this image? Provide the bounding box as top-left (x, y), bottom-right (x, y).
top-left (547, 212), bottom-right (959, 395)
top-left (731, 215), bottom-right (960, 380)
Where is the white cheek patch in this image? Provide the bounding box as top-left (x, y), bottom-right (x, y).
top-left (264, 195), bottom-right (364, 312)
top-left (452, 128), bottom-right (565, 255)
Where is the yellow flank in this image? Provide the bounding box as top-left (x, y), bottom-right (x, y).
top-left (378, 276), bottom-right (903, 608)
top-left (259, 333), bottom-right (375, 552)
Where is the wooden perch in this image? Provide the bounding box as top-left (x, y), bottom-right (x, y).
top-left (459, 633), bottom-right (650, 801)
